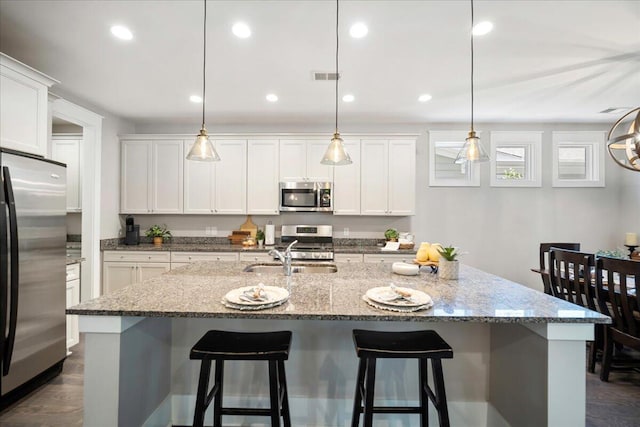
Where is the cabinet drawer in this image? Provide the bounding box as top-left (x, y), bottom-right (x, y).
top-left (103, 251), bottom-right (171, 263)
top-left (170, 252), bottom-right (239, 263)
top-left (239, 252), bottom-right (274, 263)
top-left (66, 263), bottom-right (80, 281)
top-left (333, 253), bottom-right (364, 263)
top-left (364, 254), bottom-right (414, 264)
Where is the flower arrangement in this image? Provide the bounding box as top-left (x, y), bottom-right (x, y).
top-left (437, 245), bottom-right (458, 261)
top-left (145, 224), bottom-right (171, 245)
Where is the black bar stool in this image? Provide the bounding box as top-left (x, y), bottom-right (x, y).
top-left (190, 330), bottom-right (292, 427)
top-left (351, 329), bottom-right (453, 427)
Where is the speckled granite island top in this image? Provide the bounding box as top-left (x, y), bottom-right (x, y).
top-left (69, 261), bottom-right (610, 324)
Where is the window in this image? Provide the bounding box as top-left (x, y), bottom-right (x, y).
top-left (428, 131), bottom-right (480, 187)
top-left (490, 131), bottom-right (542, 187)
top-left (552, 131), bottom-right (605, 187)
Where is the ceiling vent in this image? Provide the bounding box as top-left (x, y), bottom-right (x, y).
top-left (313, 72), bottom-right (340, 81)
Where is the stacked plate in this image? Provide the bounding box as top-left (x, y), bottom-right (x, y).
top-left (363, 285), bottom-right (433, 312)
top-left (222, 284), bottom-right (289, 311)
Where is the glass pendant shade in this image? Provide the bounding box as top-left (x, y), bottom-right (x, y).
top-left (607, 107), bottom-right (640, 172)
top-left (455, 130), bottom-right (490, 164)
top-left (321, 132), bottom-right (352, 165)
top-left (186, 127), bottom-right (220, 161)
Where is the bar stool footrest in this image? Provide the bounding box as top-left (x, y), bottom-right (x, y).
top-left (221, 407), bottom-right (273, 416)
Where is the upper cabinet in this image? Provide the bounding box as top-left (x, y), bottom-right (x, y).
top-left (184, 139), bottom-right (247, 214)
top-left (121, 139), bottom-right (184, 213)
top-left (0, 53), bottom-right (58, 157)
top-left (332, 139), bottom-right (361, 215)
top-left (51, 134), bottom-right (82, 211)
top-left (361, 139), bottom-right (416, 216)
top-left (279, 139), bottom-right (333, 182)
top-left (247, 139), bottom-right (279, 215)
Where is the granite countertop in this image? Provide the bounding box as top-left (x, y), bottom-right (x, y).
top-left (66, 257), bottom-right (84, 265)
top-left (68, 261), bottom-right (610, 324)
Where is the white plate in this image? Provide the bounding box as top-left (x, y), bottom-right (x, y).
top-left (223, 285), bottom-right (289, 306)
top-left (365, 286), bottom-right (432, 307)
top-left (362, 295), bottom-right (433, 312)
top-left (222, 298), bottom-right (288, 311)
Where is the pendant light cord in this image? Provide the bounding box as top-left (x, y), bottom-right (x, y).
top-left (335, 0), bottom-right (339, 134)
top-left (202, 0), bottom-right (207, 129)
top-left (470, 0), bottom-right (474, 132)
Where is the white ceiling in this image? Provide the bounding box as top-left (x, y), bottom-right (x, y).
top-left (1, 0), bottom-right (638, 128)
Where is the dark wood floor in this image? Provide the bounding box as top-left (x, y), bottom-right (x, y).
top-left (0, 336), bottom-right (639, 426)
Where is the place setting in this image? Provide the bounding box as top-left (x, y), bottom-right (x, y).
top-left (221, 283), bottom-right (290, 311)
top-left (362, 283), bottom-right (434, 312)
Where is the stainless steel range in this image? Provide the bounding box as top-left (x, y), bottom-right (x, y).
top-left (278, 225), bottom-right (333, 260)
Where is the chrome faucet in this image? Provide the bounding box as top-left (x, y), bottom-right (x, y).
top-left (269, 240), bottom-right (298, 276)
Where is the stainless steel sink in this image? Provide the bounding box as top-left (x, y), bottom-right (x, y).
top-left (243, 262), bottom-right (338, 274)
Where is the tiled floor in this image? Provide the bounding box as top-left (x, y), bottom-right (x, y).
top-left (0, 336), bottom-right (639, 426)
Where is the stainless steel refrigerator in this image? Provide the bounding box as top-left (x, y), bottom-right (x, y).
top-left (1, 148), bottom-right (67, 408)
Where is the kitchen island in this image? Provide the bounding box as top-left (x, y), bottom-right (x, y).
top-left (69, 261), bottom-right (609, 427)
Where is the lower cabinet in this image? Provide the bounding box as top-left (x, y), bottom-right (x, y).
top-left (363, 254), bottom-right (415, 264)
top-left (333, 253), bottom-right (364, 263)
top-left (170, 252), bottom-right (239, 269)
top-left (102, 251), bottom-right (171, 294)
top-left (65, 263), bottom-right (80, 352)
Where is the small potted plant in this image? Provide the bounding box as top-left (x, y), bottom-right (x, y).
top-left (384, 228), bottom-right (399, 242)
top-left (255, 228), bottom-right (265, 248)
top-left (437, 245), bottom-right (459, 280)
top-left (146, 224), bottom-right (171, 246)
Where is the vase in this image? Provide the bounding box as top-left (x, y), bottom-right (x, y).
top-left (153, 236), bottom-right (163, 246)
top-left (258, 240), bottom-right (264, 249)
top-left (438, 259), bottom-right (459, 280)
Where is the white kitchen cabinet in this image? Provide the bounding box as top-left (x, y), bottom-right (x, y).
top-left (247, 139), bottom-right (279, 215)
top-left (361, 139), bottom-right (416, 216)
top-left (332, 139), bottom-right (360, 215)
top-left (0, 53), bottom-right (58, 157)
top-left (51, 134), bottom-right (82, 212)
top-left (121, 140), bottom-right (183, 214)
top-left (239, 252), bottom-right (274, 263)
top-left (102, 251), bottom-right (170, 294)
top-left (333, 253), bottom-right (364, 263)
top-left (65, 263), bottom-right (80, 351)
top-left (363, 253), bottom-right (415, 264)
top-left (184, 139), bottom-right (246, 214)
top-left (279, 139), bottom-right (333, 182)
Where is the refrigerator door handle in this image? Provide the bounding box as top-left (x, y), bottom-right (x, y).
top-left (2, 167), bottom-right (19, 376)
top-left (0, 166), bottom-right (8, 373)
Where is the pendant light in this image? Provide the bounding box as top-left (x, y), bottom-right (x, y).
top-left (187, 0), bottom-right (220, 161)
top-left (455, 0), bottom-right (489, 164)
top-left (321, 0), bottom-right (352, 166)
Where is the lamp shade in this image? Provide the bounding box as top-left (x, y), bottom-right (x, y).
top-left (321, 132), bottom-right (352, 165)
top-left (186, 127), bottom-right (220, 161)
top-left (455, 130), bottom-right (489, 164)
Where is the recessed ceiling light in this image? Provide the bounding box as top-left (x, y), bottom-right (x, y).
top-left (189, 95), bottom-right (202, 103)
top-left (266, 94), bottom-right (278, 102)
top-left (232, 22), bottom-right (251, 38)
top-left (472, 21), bottom-right (493, 36)
top-left (349, 22), bottom-right (368, 38)
top-left (342, 94), bottom-right (355, 103)
top-left (418, 94), bottom-right (433, 103)
top-left (110, 25), bottom-right (133, 41)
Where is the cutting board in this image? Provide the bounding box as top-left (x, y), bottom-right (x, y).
top-left (240, 215), bottom-right (257, 238)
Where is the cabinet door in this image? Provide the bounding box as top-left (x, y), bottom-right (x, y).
top-left (387, 139), bottom-right (416, 215)
top-left (214, 140), bottom-right (247, 214)
top-left (247, 140), bottom-right (279, 215)
top-left (184, 140), bottom-right (215, 213)
top-left (152, 140), bottom-right (184, 213)
top-left (103, 262), bottom-right (136, 294)
top-left (137, 263), bottom-right (171, 283)
top-left (66, 278), bottom-right (80, 350)
top-left (51, 137), bottom-right (82, 211)
top-left (332, 139), bottom-right (360, 215)
top-left (121, 140), bottom-right (152, 213)
top-left (306, 140), bottom-right (334, 181)
top-left (279, 140), bottom-right (307, 181)
top-left (360, 140), bottom-right (389, 215)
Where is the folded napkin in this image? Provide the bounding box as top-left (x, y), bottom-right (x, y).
top-left (381, 241), bottom-right (400, 251)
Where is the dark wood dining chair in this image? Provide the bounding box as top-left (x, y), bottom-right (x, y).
top-left (538, 243), bottom-right (580, 295)
top-left (595, 256), bottom-right (640, 382)
top-left (549, 248), bottom-right (601, 372)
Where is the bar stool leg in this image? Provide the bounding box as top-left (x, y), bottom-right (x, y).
top-left (193, 359), bottom-right (212, 427)
top-left (213, 360), bottom-right (224, 427)
top-left (351, 358), bottom-right (366, 427)
top-left (277, 360), bottom-right (292, 427)
top-left (268, 361), bottom-right (281, 427)
top-left (419, 358), bottom-right (429, 427)
top-left (363, 358), bottom-right (376, 427)
top-left (431, 359), bottom-right (450, 427)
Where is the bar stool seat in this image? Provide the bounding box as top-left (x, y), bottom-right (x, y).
top-left (190, 330), bottom-right (292, 427)
top-left (351, 329), bottom-right (453, 427)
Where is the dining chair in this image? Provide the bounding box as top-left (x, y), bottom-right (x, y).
top-left (549, 248), bottom-right (601, 372)
top-left (595, 256), bottom-right (640, 382)
top-left (538, 243), bottom-right (580, 295)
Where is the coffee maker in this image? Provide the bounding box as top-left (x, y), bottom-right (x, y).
top-left (124, 215), bottom-right (140, 245)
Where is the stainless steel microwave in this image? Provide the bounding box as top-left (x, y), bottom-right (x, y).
top-left (279, 181), bottom-right (332, 212)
